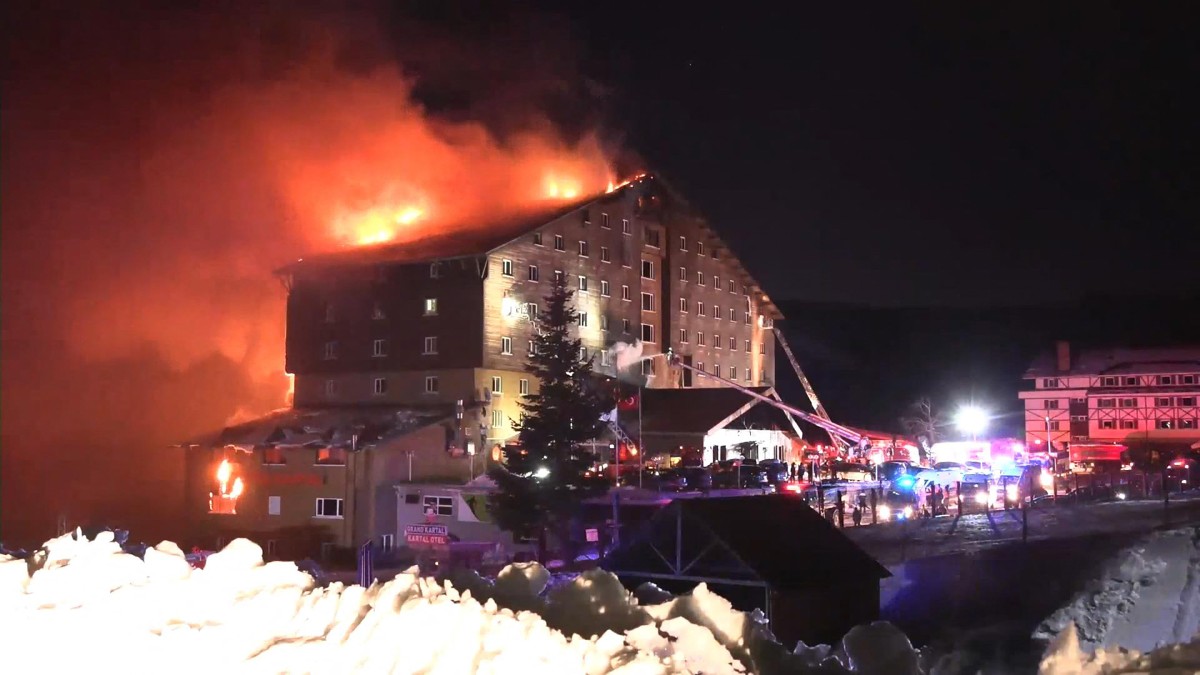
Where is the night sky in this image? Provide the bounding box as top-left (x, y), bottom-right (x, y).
top-left (2, 3), bottom-right (1197, 544)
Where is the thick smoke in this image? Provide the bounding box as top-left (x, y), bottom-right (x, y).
top-left (1, 4), bottom-right (616, 545)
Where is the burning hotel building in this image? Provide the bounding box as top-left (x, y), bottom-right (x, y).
top-left (183, 175), bottom-right (784, 560)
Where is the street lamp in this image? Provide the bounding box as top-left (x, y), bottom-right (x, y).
top-left (955, 405), bottom-right (989, 441)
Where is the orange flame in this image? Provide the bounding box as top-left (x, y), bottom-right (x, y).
top-left (216, 459), bottom-right (232, 493)
top-left (229, 476), bottom-right (244, 500)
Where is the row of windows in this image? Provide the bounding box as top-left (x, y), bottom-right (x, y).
top-left (677, 266), bottom-right (746, 295)
top-left (678, 329), bottom-right (764, 353)
top-left (211, 495), bottom-right (344, 519)
top-left (691, 362), bottom-right (760, 382)
top-left (677, 235), bottom-right (717, 259)
top-left (1095, 396), bottom-right (1198, 408)
top-left (325, 376), bottom-right (439, 397)
top-left (1093, 418), bottom-right (1199, 430)
top-left (678, 297), bottom-right (753, 323)
top-left (1042, 374), bottom-right (1199, 388)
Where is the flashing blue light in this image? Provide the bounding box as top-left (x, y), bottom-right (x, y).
top-left (896, 475), bottom-right (916, 490)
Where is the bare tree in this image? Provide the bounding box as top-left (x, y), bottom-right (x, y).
top-left (901, 397), bottom-right (943, 462)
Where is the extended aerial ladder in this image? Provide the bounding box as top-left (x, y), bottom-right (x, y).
top-left (772, 327), bottom-right (831, 422)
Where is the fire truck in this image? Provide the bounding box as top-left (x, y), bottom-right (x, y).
top-left (1068, 443), bottom-right (1131, 474)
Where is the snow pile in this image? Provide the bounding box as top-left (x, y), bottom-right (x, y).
top-left (1035, 526), bottom-right (1200, 653)
top-left (1039, 623), bottom-right (1200, 674)
top-left (0, 530), bottom-right (922, 674)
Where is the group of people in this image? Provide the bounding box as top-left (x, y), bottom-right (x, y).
top-left (787, 461), bottom-right (817, 483)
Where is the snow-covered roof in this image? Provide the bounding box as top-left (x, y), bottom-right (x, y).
top-left (183, 405), bottom-right (457, 451)
top-left (1025, 346), bottom-right (1200, 378)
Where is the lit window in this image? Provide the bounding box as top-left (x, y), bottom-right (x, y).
top-left (268, 496), bottom-right (281, 516)
top-left (501, 259), bottom-right (513, 276)
top-left (323, 341), bottom-right (337, 360)
top-left (519, 379), bottom-right (529, 395)
top-left (373, 378), bottom-right (388, 395)
top-left (423, 336), bottom-right (438, 354)
top-left (528, 265), bottom-right (540, 281)
top-left (579, 312), bottom-right (589, 327)
top-left (422, 496), bottom-right (453, 517)
top-left (424, 376), bottom-right (439, 394)
top-left (316, 447), bottom-right (347, 465)
top-left (601, 280), bottom-right (611, 296)
top-left (554, 235), bottom-right (565, 251)
top-left (372, 339), bottom-right (388, 357)
top-left (641, 260), bottom-right (655, 279)
top-left (429, 263), bottom-right (441, 279)
top-left (424, 298), bottom-right (438, 315)
top-left (491, 376), bottom-right (503, 396)
top-left (501, 336), bottom-right (512, 355)
top-left (554, 269), bottom-right (564, 283)
top-left (315, 498), bottom-right (344, 518)
top-left (622, 285), bottom-right (631, 301)
top-left (601, 246), bottom-right (611, 262)
top-left (679, 236), bottom-right (688, 251)
top-left (492, 410), bottom-right (504, 428)
top-left (578, 275), bottom-right (588, 292)
top-left (263, 448), bottom-right (285, 465)
top-left (641, 292), bottom-right (655, 312)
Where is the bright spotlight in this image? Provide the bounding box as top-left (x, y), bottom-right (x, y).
top-left (955, 405), bottom-right (989, 437)
top-left (534, 466), bottom-right (550, 479)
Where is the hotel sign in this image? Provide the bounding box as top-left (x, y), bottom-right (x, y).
top-left (404, 523), bottom-right (449, 547)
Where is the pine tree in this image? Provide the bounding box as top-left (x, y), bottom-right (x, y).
top-left (488, 274), bottom-right (611, 555)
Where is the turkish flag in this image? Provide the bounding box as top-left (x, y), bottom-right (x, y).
top-left (617, 395), bottom-right (639, 411)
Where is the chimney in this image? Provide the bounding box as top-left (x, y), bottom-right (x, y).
top-left (1055, 341), bottom-right (1071, 372)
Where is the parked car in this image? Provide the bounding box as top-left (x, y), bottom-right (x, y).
top-left (879, 461), bottom-right (915, 483)
top-left (623, 467), bottom-right (688, 492)
top-left (712, 464), bottom-right (770, 489)
top-left (828, 462), bottom-right (874, 482)
top-left (678, 466), bottom-right (713, 491)
top-left (758, 459), bottom-right (791, 485)
top-left (1031, 485), bottom-right (1117, 506)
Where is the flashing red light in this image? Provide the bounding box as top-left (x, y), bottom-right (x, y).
top-left (783, 482), bottom-right (803, 494)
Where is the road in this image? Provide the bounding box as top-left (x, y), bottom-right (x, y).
top-left (843, 492), bottom-right (1200, 566)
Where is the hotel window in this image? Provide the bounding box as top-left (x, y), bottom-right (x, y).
top-left (501, 337), bottom-right (512, 355)
top-left (697, 332), bottom-right (706, 346)
top-left (1179, 397), bottom-right (1197, 406)
top-left (315, 498), bottom-right (344, 519)
top-left (316, 447), bottom-right (347, 465)
top-left (373, 378), bottom-right (388, 396)
top-left (600, 350), bottom-right (610, 366)
top-left (1044, 399), bottom-right (1059, 409)
top-left (728, 279), bottom-right (736, 293)
top-left (679, 328), bottom-right (689, 343)
top-left (641, 260), bottom-right (655, 279)
top-left (1120, 420), bottom-right (1138, 430)
top-left (714, 276), bottom-right (721, 289)
top-left (601, 280), bottom-right (611, 296)
top-left (324, 380), bottom-right (338, 396)
top-left (423, 496), bottom-right (453, 517)
top-left (491, 376), bottom-right (503, 396)
top-left (679, 236), bottom-right (688, 251)
top-left (1181, 375), bottom-right (1197, 385)
top-left (601, 246), bottom-right (611, 262)
top-left (1102, 376), bottom-right (1119, 387)
top-left (1180, 419), bottom-right (1197, 429)
top-left (1156, 397), bottom-right (1172, 407)
top-left (578, 275), bottom-right (588, 292)
top-left (696, 271), bottom-right (705, 285)
top-left (1119, 398), bottom-right (1137, 408)
top-left (641, 292), bottom-right (655, 312)
top-left (263, 448), bottom-right (285, 465)
top-left (579, 346), bottom-right (588, 361)
top-left (729, 366), bottom-right (737, 379)
top-left (645, 228), bottom-right (661, 248)
top-left (533, 232), bottom-right (543, 246)
top-left (527, 340), bottom-right (536, 356)
top-left (554, 269), bottom-right (564, 283)
top-left (759, 343), bottom-right (766, 354)
top-left (744, 340), bottom-right (751, 352)
top-left (424, 298), bottom-right (438, 315)
top-left (622, 285), bottom-right (631, 301)
top-left (712, 363), bottom-right (720, 375)
top-left (1097, 398), bottom-right (1115, 408)
top-left (744, 368), bottom-right (751, 381)
top-left (372, 301), bottom-right (386, 320)
top-left (641, 359), bottom-right (655, 376)
top-left (698, 361), bottom-right (705, 372)
top-left (714, 305), bottom-right (721, 320)
top-left (582, 210), bottom-right (591, 225)
top-left (492, 410), bottom-right (504, 428)
top-left (268, 497), bottom-right (281, 516)
top-left (526, 303), bottom-right (539, 318)
top-left (622, 218), bottom-right (631, 234)
top-left (641, 323), bottom-right (655, 343)
top-left (554, 234), bottom-right (565, 251)
top-left (429, 263), bottom-right (441, 279)
top-left (728, 307), bottom-right (737, 321)
top-left (744, 312), bottom-right (751, 325)
top-left (578, 240), bottom-right (590, 257)
top-left (714, 334), bottom-right (722, 349)
top-left (1099, 420), bottom-right (1116, 430)
top-left (697, 302), bottom-right (706, 316)
top-left (622, 319), bottom-right (631, 333)
top-left (323, 341), bottom-right (337, 360)
top-left (1124, 376), bottom-right (1138, 386)
top-left (519, 378), bottom-right (529, 396)
top-left (679, 297), bottom-right (689, 313)
top-left (1157, 419), bottom-right (1174, 430)
top-left (679, 266), bottom-right (688, 281)
top-left (697, 241), bottom-right (705, 256)
top-left (1048, 421), bottom-right (1061, 431)
top-left (601, 212), bottom-right (610, 228)
top-left (380, 534), bottom-right (393, 551)
top-left (424, 376), bottom-right (439, 394)
top-left (578, 312), bottom-right (589, 327)
top-left (1158, 375), bottom-right (1175, 386)
top-left (528, 265), bottom-right (540, 281)
top-left (372, 339), bottom-right (387, 357)
top-left (600, 315), bottom-right (609, 331)
top-left (324, 302), bottom-right (335, 323)
top-left (729, 336), bottom-right (737, 350)
top-left (423, 336), bottom-right (438, 354)
top-left (710, 247), bottom-right (719, 260)
top-left (501, 259), bottom-right (513, 276)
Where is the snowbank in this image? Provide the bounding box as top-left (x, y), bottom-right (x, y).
top-left (3, 529), bottom-right (1197, 674)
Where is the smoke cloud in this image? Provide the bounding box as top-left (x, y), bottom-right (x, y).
top-left (1, 4), bottom-right (618, 545)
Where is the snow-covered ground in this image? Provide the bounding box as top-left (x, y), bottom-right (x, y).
top-left (846, 493), bottom-right (1200, 565)
top-left (3, 528), bottom-right (1199, 674)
